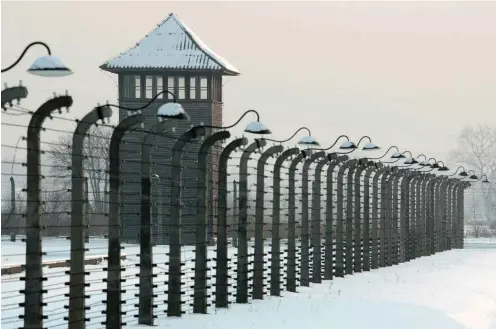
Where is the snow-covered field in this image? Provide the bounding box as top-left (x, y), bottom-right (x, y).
top-left (1, 237), bottom-right (495, 329)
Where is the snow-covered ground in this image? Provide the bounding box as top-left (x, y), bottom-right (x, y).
top-left (1, 238), bottom-right (495, 329)
top-left (1, 236), bottom-right (112, 266)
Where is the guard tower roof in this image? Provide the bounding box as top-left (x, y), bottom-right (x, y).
top-left (100, 13), bottom-right (240, 76)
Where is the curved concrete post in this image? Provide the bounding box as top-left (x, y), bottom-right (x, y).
top-left (452, 180), bottom-right (468, 249)
top-left (450, 181), bottom-right (459, 249)
top-left (444, 178), bottom-right (454, 251)
top-left (270, 148), bottom-right (300, 296)
top-left (107, 114), bottom-right (145, 328)
top-left (371, 166), bottom-right (389, 269)
top-left (287, 150), bottom-right (312, 292)
top-left (352, 159), bottom-right (370, 273)
top-left (418, 175), bottom-right (429, 256)
top-left (445, 180), bottom-right (455, 250)
top-left (407, 175), bottom-right (421, 261)
top-left (452, 181), bottom-right (462, 249)
top-left (1, 83), bottom-right (28, 110)
top-left (379, 167), bottom-right (396, 267)
top-left (336, 159), bottom-right (358, 277)
top-left (437, 178), bottom-right (449, 252)
top-left (425, 176), bottom-right (438, 256)
top-left (253, 144), bottom-right (283, 300)
top-left (237, 139), bottom-right (267, 304)
top-left (459, 182), bottom-right (470, 248)
top-left (362, 166), bottom-right (376, 271)
top-left (389, 171), bottom-right (403, 266)
top-left (168, 125), bottom-right (207, 317)
top-left (310, 154), bottom-right (334, 283)
top-left (193, 130), bottom-right (231, 313)
top-left (138, 120), bottom-right (169, 324)
top-left (414, 175), bottom-right (426, 258)
top-left (301, 151), bottom-right (326, 286)
top-left (69, 105), bottom-right (112, 329)
top-left (432, 178), bottom-right (441, 253)
top-left (215, 138), bottom-right (248, 308)
top-left (399, 171), bottom-right (415, 263)
top-left (323, 155), bottom-right (348, 280)
top-left (24, 95), bottom-right (73, 329)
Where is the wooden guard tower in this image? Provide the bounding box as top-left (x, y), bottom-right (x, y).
top-left (100, 13), bottom-right (240, 245)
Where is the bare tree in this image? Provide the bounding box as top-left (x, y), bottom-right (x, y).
top-left (47, 125), bottom-right (112, 214)
top-left (1, 182), bottom-right (71, 237)
top-left (449, 124), bottom-right (496, 226)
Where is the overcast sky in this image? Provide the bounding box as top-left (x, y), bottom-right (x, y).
top-left (1, 1), bottom-right (496, 177)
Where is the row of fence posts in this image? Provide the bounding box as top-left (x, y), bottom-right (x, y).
top-left (14, 91), bottom-right (471, 329)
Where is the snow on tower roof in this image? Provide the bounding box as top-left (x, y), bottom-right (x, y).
top-left (100, 13), bottom-right (240, 76)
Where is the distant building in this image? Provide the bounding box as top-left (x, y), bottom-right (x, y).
top-left (100, 13), bottom-right (239, 245)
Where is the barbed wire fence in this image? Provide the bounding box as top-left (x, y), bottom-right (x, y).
top-left (1, 85), bottom-right (475, 329)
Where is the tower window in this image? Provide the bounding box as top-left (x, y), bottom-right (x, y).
top-left (167, 77), bottom-right (175, 100)
top-left (200, 77), bottom-right (208, 100)
top-left (178, 77), bottom-right (185, 99)
top-left (189, 77), bottom-right (197, 99)
top-left (134, 76), bottom-right (141, 98)
top-left (156, 76), bottom-right (163, 98)
top-left (145, 76), bottom-right (153, 99)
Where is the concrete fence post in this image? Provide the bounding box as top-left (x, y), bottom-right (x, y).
top-left (362, 166), bottom-right (376, 271)
top-left (237, 139), bottom-right (266, 304)
top-left (397, 170), bottom-right (412, 263)
top-left (419, 175), bottom-right (430, 256)
top-left (445, 179), bottom-right (454, 251)
top-left (311, 154), bottom-right (335, 283)
top-left (193, 130), bottom-right (231, 313)
top-left (437, 178), bottom-right (448, 252)
top-left (167, 126), bottom-right (207, 317)
top-left (323, 155), bottom-right (348, 280)
top-left (399, 171), bottom-right (415, 263)
top-left (389, 171), bottom-right (403, 266)
top-left (106, 114), bottom-right (145, 328)
top-left (253, 144), bottom-right (283, 300)
top-left (344, 161), bottom-right (357, 275)
top-left (138, 120), bottom-right (168, 324)
top-left (69, 105), bottom-right (112, 329)
top-left (215, 138), bottom-right (248, 308)
top-left (25, 94), bottom-right (73, 329)
top-left (445, 180), bottom-right (455, 250)
top-left (83, 177), bottom-right (90, 243)
top-left (407, 175), bottom-right (421, 261)
top-left (336, 159), bottom-right (358, 277)
top-left (301, 151), bottom-right (326, 286)
top-left (287, 150), bottom-right (312, 292)
top-left (371, 166), bottom-right (389, 269)
top-left (270, 148), bottom-right (300, 296)
top-left (352, 159), bottom-right (370, 273)
top-left (425, 176), bottom-right (437, 256)
top-left (232, 180), bottom-right (238, 247)
top-left (379, 168), bottom-right (394, 267)
top-left (453, 181), bottom-right (462, 249)
top-left (9, 177), bottom-right (16, 241)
